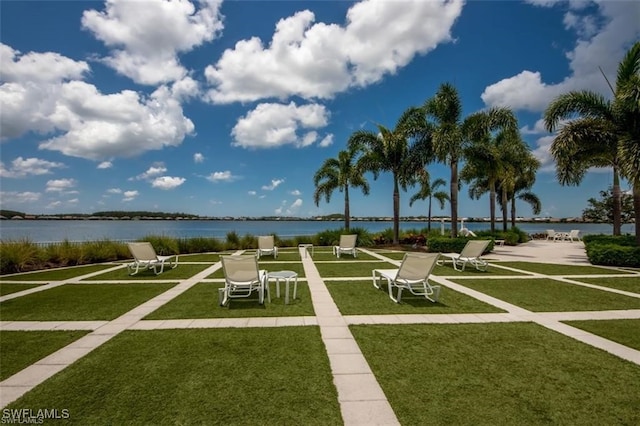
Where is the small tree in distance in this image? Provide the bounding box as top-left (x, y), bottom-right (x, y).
top-left (582, 187), bottom-right (634, 224)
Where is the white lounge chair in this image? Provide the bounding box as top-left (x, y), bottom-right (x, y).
top-left (545, 230), bottom-right (556, 240)
top-left (373, 252), bottom-right (441, 303)
top-left (333, 234), bottom-right (358, 258)
top-left (438, 240), bottom-right (491, 271)
top-left (220, 255), bottom-right (269, 306)
top-left (257, 235), bottom-right (278, 259)
top-left (568, 229), bottom-right (582, 242)
top-left (127, 242), bottom-right (178, 275)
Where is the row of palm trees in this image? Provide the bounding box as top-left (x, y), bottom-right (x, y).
top-left (314, 83), bottom-right (539, 244)
top-left (544, 41), bottom-right (640, 243)
top-left (314, 42), bottom-right (639, 245)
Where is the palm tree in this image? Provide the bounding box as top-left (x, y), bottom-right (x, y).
top-left (423, 83), bottom-right (517, 237)
top-left (544, 42), bottom-right (640, 239)
top-left (313, 148), bottom-right (370, 231)
top-left (616, 42), bottom-right (640, 244)
top-left (508, 161), bottom-right (542, 228)
top-left (348, 107), bottom-right (431, 244)
top-left (409, 172), bottom-right (449, 232)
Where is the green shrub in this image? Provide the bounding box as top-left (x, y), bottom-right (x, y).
top-left (314, 227), bottom-right (373, 247)
top-left (0, 240), bottom-right (44, 274)
top-left (82, 239), bottom-right (124, 263)
top-left (427, 237), bottom-right (494, 254)
top-left (140, 235), bottom-right (179, 255)
top-left (225, 231), bottom-right (240, 250)
top-left (586, 244), bottom-right (640, 267)
top-left (582, 234), bottom-right (637, 246)
top-left (43, 240), bottom-right (84, 266)
top-left (177, 237), bottom-right (224, 253)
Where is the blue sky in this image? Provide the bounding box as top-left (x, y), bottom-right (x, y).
top-left (1, 0), bottom-right (638, 219)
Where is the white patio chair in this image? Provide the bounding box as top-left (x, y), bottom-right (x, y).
top-left (220, 255), bottom-right (268, 306)
top-left (127, 242), bottom-right (178, 275)
top-left (438, 240), bottom-right (491, 271)
top-left (373, 252), bottom-right (441, 303)
top-left (333, 234), bottom-right (358, 258)
top-left (257, 235), bottom-right (278, 259)
top-left (568, 229), bottom-right (582, 242)
top-left (545, 230), bottom-right (556, 240)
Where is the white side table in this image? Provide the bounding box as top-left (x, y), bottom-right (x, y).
top-left (267, 270), bottom-right (298, 304)
top-left (298, 244), bottom-right (314, 258)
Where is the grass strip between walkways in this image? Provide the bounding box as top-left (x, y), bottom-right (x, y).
top-left (146, 282), bottom-right (314, 319)
top-left (326, 280), bottom-right (505, 315)
top-left (450, 278), bottom-right (640, 312)
top-left (564, 319), bottom-right (640, 351)
top-left (351, 322), bottom-right (640, 425)
top-left (6, 328), bottom-right (342, 425)
top-left (0, 330), bottom-right (90, 381)
top-left (0, 283), bottom-right (176, 321)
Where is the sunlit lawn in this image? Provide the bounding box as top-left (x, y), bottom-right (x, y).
top-left (145, 282), bottom-right (314, 319)
top-left (6, 328), bottom-right (342, 425)
top-left (309, 250), bottom-right (379, 261)
top-left (573, 276), bottom-right (640, 294)
top-left (315, 261), bottom-right (395, 277)
top-left (351, 322), bottom-right (640, 425)
top-left (564, 319), bottom-right (640, 351)
top-left (86, 263), bottom-right (211, 280)
top-left (0, 283), bottom-right (43, 296)
top-left (0, 283), bottom-right (176, 321)
top-left (433, 262), bottom-right (529, 276)
top-left (452, 278), bottom-right (640, 312)
top-left (326, 280), bottom-right (505, 315)
top-left (177, 252), bottom-right (224, 262)
top-left (496, 261), bottom-right (632, 275)
top-left (0, 330), bottom-right (89, 380)
top-left (0, 264), bottom-right (115, 282)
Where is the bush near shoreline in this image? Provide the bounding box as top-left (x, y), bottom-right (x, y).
top-left (2, 227), bottom-right (630, 275)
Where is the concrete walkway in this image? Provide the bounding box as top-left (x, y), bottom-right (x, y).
top-left (1, 244), bottom-right (640, 424)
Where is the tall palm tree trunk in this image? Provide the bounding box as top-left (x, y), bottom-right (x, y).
top-left (634, 183), bottom-right (640, 245)
top-left (450, 161), bottom-right (458, 238)
top-left (613, 168), bottom-right (622, 235)
top-left (501, 186), bottom-right (508, 232)
top-left (393, 176), bottom-right (400, 244)
top-left (427, 198), bottom-right (432, 233)
top-left (344, 185), bottom-right (350, 232)
top-left (511, 197), bottom-right (516, 228)
top-left (489, 183), bottom-right (496, 233)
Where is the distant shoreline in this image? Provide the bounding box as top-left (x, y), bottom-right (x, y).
top-left (0, 215), bottom-right (631, 225)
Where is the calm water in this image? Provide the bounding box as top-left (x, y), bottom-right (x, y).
top-left (0, 220), bottom-right (635, 243)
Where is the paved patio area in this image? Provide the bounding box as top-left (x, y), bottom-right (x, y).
top-left (1, 242), bottom-right (639, 425)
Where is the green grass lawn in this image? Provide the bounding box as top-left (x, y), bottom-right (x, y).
top-left (351, 322), bottom-right (640, 425)
top-left (177, 252), bottom-right (224, 262)
top-left (207, 261), bottom-right (305, 278)
top-left (564, 319), bottom-right (640, 351)
top-left (309, 250), bottom-right (379, 261)
top-left (574, 276), bottom-right (640, 294)
top-left (0, 264), bottom-right (116, 282)
top-left (453, 278), bottom-right (640, 312)
top-left (315, 261), bottom-right (396, 277)
top-left (326, 280), bottom-right (504, 315)
top-left (0, 330), bottom-right (89, 380)
top-left (145, 282), bottom-right (314, 319)
top-left (496, 261), bottom-right (632, 275)
top-left (0, 283), bottom-right (176, 321)
top-left (433, 262), bottom-right (529, 276)
top-left (0, 283), bottom-right (43, 296)
top-left (7, 328), bottom-right (342, 425)
top-left (86, 263), bottom-right (211, 280)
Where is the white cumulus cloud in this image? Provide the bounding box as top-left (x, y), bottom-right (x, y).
top-left (82, 0), bottom-right (224, 85)
top-left (0, 157), bottom-right (66, 178)
top-left (123, 190), bottom-right (138, 201)
top-left (151, 176), bottom-right (186, 190)
top-left (482, 1), bottom-right (640, 112)
top-left (205, 0), bottom-right (463, 103)
top-left (207, 170), bottom-right (238, 182)
top-left (0, 191), bottom-right (41, 204)
top-left (194, 153), bottom-right (204, 163)
top-left (262, 178), bottom-right (284, 191)
top-left (231, 102), bottom-right (330, 149)
top-left (97, 161), bottom-right (112, 169)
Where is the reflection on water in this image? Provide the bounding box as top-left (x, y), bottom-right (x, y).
top-left (0, 220), bottom-right (635, 243)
